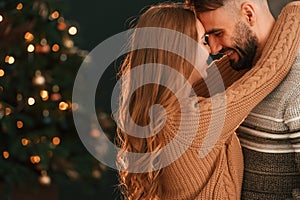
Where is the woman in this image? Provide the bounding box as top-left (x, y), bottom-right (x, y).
top-left (116, 3), bottom-right (300, 200)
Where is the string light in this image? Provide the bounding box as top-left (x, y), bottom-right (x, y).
top-left (50, 93), bottom-right (61, 101)
top-left (50, 11), bottom-right (59, 19)
top-left (5, 108), bottom-right (11, 116)
top-left (52, 137), bottom-right (60, 146)
top-left (27, 44), bottom-right (35, 52)
top-left (33, 71), bottom-right (46, 85)
top-left (59, 102), bottom-right (68, 111)
top-left (40, 90), bottom-right (49, 101)
top-left (16, 120), bottom-right (23, 129)
top-left (21, 138), bottom-right (30, 146)
top-left (39, 170), bottom-right (51, 186)
top-left (68, 26), bottom-right (78, 36)
top-left (52, 85), bottom-right (60, 92)
top-left (43, 109), bottom-right (49, 117)
top-left (57, 22), bottom-right (66, 31)
top-left (36, 44), bottom-right (50, 53)
top-left (5, 56), bottom-right (15, 64)
top-left (0, 69), bottom-right (4, 77)
top-left (0, 15), bottom-right (3, 23)
top-left (40, 38), bottom-right (47, 45)
top-left (92, 169), bottom-right (101, 179)
top-left (28, 97), bottom-right (35, 106)
top-left (24, 32), bottom-right (34, 42)
top-left (16, 3), bottom-right (23, 10)
top-left (3, 151), bottom-right (9, 159)
top-left (30, 155), bottom-right (41, 164)
top-left (60, 54), bottom-right (67, 61)
top-left (63, 38), bottom-right (74, 48)
top-left (16, 93), bottom-right (23, 101)
top-left (51, 44), bottom-right (60, 52)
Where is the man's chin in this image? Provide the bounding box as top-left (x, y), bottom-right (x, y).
top-left (229, 59), bottom-right (242, 71)
top-left (230, 58), bottom-right (254, 71)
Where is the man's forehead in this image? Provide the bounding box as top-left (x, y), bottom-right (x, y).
top-left (197, 9), bottom-right (232, 33)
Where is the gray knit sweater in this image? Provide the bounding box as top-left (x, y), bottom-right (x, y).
top-left (238, 47), bottom-right (300, 199)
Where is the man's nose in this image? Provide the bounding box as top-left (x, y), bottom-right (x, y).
top-left (208, 37), bottom-right (222, 55)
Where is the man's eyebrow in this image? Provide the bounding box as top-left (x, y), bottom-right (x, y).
top-left (206, 28), bottom-right (222, 35)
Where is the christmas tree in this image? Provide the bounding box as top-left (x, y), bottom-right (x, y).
top-left (0, 0), bottom-right (116, 199)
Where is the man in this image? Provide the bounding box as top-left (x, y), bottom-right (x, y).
top-left (186, 0), bottom-right (300, 199)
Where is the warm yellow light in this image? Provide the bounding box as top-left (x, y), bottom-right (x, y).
top-left (39, 170), bottom-right (51, 185)
top-left (52, 44), bottom-right (60, 52)
top-left (28, 97), bottom-right (35, 106)
top-left (59, 102), bottom-right (68, 111)
top-left (24, 32), bottom-right (34, 42)
top-left (21, 138), bottom-right (29, 146)
top-left (51, 11), bottom-right (59, 19)
top-left (0, 69), bottom-right (4, 77)
top-left (64, 39), bottom-right (74, 48)
top-left (52, 85), bottom-right (60, 92)
top-left (17, 93), bottom-right (23, 101)
top-left (30, 155), bottom-right (41, 164)
top-left (5, 108), bottom-right (11, 116)
top-left (27, 44), bottom-right (35, 52)
top-left (40, 38), bottom-right (47, 45)
top-left (58, 17), bottom-right (64, 23)
top-left (68, 26), bottom-right (78, 35)
top-left (52, 137), bottom-right (61, 146)
top-left (0, 15), bottom-right (3, 23)
top-left (3, 151), bottom-right (9, 159)
top-left (40, 90), bottom-right (49, 101)
top-left (33, 71), bottom-right (45, 86)
top-left (43, 110), bottom-right (49, 117)
top-left (16, 3), bottom-right (23, 10)
top-left (17, 120), bottom-right (23, 128)
top-left (5, 56), bottom-right (15, 64)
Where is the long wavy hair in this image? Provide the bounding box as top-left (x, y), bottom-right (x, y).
top-left (116, 3), bottom-right (199, 199)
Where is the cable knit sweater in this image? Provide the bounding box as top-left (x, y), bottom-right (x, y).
top-left (160, 3), bottom-right (300, 200)
top-left (236, 2), bottom-right (300, 200)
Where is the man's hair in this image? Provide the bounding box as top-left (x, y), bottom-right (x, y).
top-left (185, 0), bottom-right (225, 12)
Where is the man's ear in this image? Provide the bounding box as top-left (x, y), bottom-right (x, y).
top-left (240, 2), bottom-right (256, 26)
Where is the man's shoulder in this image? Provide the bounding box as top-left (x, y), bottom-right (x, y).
top-left (285, 1), bottom-right (300, 8)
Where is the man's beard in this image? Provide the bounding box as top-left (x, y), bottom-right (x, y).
top-left (230, 21), bottom-right (258, 71)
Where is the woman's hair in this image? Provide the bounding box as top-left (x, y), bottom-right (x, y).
top-left (116, 3), bottom-right (199, 199)
top-left (185, 0), bottom-right (225, 12)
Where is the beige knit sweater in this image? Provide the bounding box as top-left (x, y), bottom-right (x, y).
top-left (160, 2), bottom-right (300, 199)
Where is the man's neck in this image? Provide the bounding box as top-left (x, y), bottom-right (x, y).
top-left (252, 10), bottom-right (275, 66)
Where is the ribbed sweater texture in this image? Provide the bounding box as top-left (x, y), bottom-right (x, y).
top-left (160, 2), bottom-right (300, 200)
top-left (237, 3), bottom-right (300, 200)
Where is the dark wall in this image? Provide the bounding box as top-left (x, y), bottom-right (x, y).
top-left (64, 0), bottom-right (182, 51)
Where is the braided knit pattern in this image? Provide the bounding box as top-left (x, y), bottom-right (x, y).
top-left (160, 2), bottom-right (300, 200)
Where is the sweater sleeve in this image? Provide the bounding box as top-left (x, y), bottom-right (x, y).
top-left (189, 2), bottom-right (300, 148)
